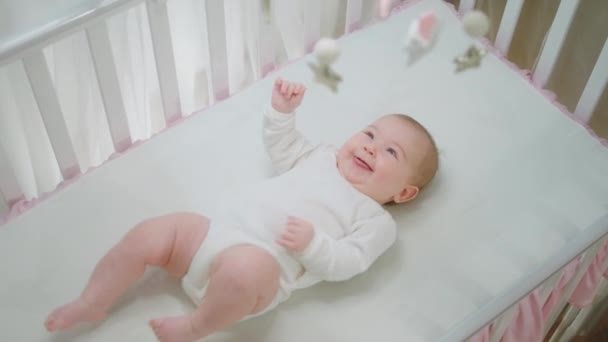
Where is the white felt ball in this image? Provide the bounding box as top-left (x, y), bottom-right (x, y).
top-left (462, 10), bottom-right (490, 38)
top-left (314, 38), bottom-right (340, 65)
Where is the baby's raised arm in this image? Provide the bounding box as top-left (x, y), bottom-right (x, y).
top-left (262, 78), bottom-right (316, 174)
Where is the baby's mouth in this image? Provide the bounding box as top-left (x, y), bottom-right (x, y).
top-left (353, 156), bottom-right (373, 171)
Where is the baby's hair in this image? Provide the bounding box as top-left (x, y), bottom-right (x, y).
top-left (389, 113), bottom-right (439, 189)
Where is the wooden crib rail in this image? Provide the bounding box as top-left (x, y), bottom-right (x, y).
top-left (1, 1), bottom-right (608, 340)
top-left (0, 0), bottom-right (184, 206)
top-left (460, 0), bottom-right (607, 125)
top-left (442, 214), bottom-right (608, 342)
top-left (0, 0), bottom-right (144, 67)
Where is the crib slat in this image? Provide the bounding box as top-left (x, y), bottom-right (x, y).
top-left (86, 22), bottom-right (132, 152)
top-left (204, 0), bottom-right (230, 101)
top-left (345, 0), bottom-right (363, 33)
top-left (259, 12), bottom-right (275, 78)
top-left (146, 0), bottom-right (182, 123)
top-left (458, 0), bottom-right (476, 15)
top-left (305, 0), bottom-right (321, 51)
top-left (243, 0), bottom-right (262, 80)
top-left (574, 36), bottom-right (608, 122)
top-left (0, 145), bottom-right (24, 211)
top-left (494, 0), bottom-right (524, 54)
top-left (532, 0), bottom-right (580, 87)
top-left (242, 0), bottom-right (273, 80)
top-left (22, 51), bottom-right (80, 180)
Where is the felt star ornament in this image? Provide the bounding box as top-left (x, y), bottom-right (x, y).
top-left (453, 10), bottom-right (491, 72)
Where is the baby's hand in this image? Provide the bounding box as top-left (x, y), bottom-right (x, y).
top-left (277, 216), bottom-right (314, 252)
top-left (271, 78), bottom-right (306, 114)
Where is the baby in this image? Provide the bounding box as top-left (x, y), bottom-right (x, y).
top-left (44, 78), bottom-right (438, 342)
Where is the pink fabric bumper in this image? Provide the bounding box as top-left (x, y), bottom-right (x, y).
top-left (470, 241), bottom-right (608, 342)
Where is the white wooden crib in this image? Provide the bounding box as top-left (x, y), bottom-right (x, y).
top-left (1, 0), bottom-right (608, 341)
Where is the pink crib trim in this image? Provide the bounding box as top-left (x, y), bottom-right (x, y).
top-left (569, 240), bottom-right (608, 308)
top-left (115, 137), bottom-right (132, 153)
top-left (262, 63), bottom-right (276, 77)
top-left (469, 289), bottom-right (544, 342)
top-left (63, 165), bottom-right (81, 180)
top-left (347, 21), bottom-right (363, 34)
top-left (215, 87), bottom-right (230, 102)
top-left (6, 195), bottom-right (26, 208)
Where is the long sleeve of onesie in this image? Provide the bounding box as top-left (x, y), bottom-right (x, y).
top-left (262, 107), bottom-right (316, 175)
top-left (295, 212), bottom-right (397, 282)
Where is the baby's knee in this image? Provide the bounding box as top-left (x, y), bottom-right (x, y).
top-left (213, 246), bottom-right (280, 292)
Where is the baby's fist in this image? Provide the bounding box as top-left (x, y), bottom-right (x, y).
top-left (277, 216), bottom-right (314, 253)
top-left (272, 78), bottom-right (306, 114)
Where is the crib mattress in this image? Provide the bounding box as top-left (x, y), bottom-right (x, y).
top-left (2, 0), bottom-right (608, 341)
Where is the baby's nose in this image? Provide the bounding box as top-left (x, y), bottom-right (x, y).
top-left (364, 145), bottom-right (375, 156)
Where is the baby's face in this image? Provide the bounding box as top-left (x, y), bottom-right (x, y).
top-left (337, 115), bottom-right (425, 204)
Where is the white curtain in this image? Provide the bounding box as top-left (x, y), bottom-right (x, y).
top-left (0, 0), bottom-right (365, 205)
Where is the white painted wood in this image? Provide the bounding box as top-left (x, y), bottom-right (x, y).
top-left (22, 51), bottom-right (79, 180)
top-left (0, 144), bottom-right (24, 210)
top-left (543, 238), bottom-right (606, 338)
top-left (345, 0), bottom-right (363, 33)
top-left (548, 305), bottom-right (580, 342)
top-left (0, 0), bottom-right (144, 67)
top-left (458, 0), bottom-right (476, 15)
top-left (242, 0), bottom-right (273, 81)
top-left (86, 22), bottom-right (132, 152)
top-left (146, 0), bottom-right (182, 123)
top-left (574, 36), bottom-right (608, 122)
top-left (204, 0), bottom-right (230, 101)
top-left (495, 0), bottom-right (524, 54)
top-left (560, 280), bottom-right (608, 341)
top-left (533, 0), bottom-right (580, 87)
top-left (305, 0), bottom-right (322, 51)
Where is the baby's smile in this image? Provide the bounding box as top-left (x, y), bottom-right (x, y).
top-left (352, 154), bottom-right (373, 172)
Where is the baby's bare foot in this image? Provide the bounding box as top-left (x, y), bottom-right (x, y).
top-left (149, 316), bottom-right (197, 342)
top-left (45, 298), bottom-right (106, 331)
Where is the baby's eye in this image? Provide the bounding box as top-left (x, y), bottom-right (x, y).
top-left (387, 148), bottom-right (397, 158)
top-left (364, 131), bottom-right (374, 139)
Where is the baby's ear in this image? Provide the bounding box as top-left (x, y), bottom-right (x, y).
top-left (393, 185), bottom-right (419, 203)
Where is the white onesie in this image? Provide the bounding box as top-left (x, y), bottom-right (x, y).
top-left (181, 107), bottom-right (397, 315)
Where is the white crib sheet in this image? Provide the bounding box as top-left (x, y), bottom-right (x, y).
top-left (2, 0), bottom-right (608, 341)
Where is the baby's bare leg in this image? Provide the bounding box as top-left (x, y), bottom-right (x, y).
top-left (45, 212), bottom-right (209, 332)
top-left (150, 245), bottom-right (281, 342)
